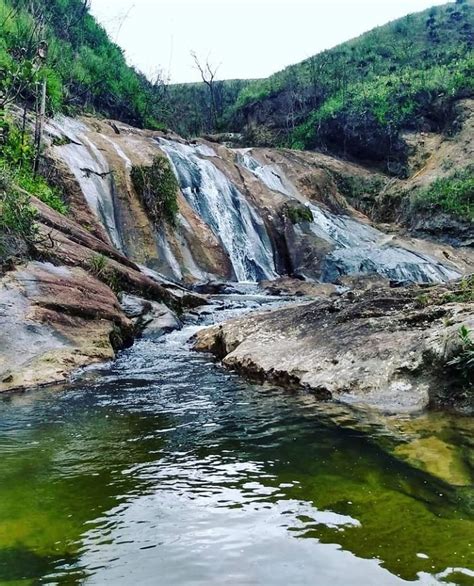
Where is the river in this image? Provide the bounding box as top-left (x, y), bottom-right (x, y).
top-left (0, 292), bottom-right (472, 585)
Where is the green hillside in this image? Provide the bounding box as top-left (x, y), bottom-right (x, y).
top-left (0, 0), bottom-right (165, 128)
top-left (166, 1), bottom-right (473, 174)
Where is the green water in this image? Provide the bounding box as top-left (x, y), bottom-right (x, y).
top-left (0, 321), bottom-right (472, 585)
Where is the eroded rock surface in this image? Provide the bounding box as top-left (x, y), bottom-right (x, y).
top-left (194, 282), bottom-right (474, 413)
top-left (0, 262), bottom-right (133, 392)
top-left (120, 294), bottom-right (181, 338)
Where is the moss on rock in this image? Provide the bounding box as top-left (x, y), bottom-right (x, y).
top-left (131, 155), bottom-right (179, 226)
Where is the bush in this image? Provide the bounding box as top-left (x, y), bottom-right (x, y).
top-left (1, 118), bottom-right (67, 214)
top-left (131, 156), bottom-right (179, 226)
top-left (448, 325), bottom-right (474, 390)
top-left (285, 204), bottom-right (314, 224)
top-left (86, 252), bottom-right (121, 292)
top-left (412, 166), bottom-right (474, 220)
top-left (0, 0), bottom-right (166, 128)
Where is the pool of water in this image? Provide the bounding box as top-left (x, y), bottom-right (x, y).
top-left (0, 295), bottom-right (473, 585)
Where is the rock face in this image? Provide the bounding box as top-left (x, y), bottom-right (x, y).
top-left (43, 115), bottom-right (472, 286)
top-left (2, 110), bottom-right (472, 395)
top-left (194, 281), bottom-right (474, 413)
top-left (0, 262), bottom-right (133, 392)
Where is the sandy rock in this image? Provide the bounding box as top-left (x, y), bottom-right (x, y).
top-left (194, 282), bottom-right (474, 413)
top-left (0, 262), bottom-right (133, 392)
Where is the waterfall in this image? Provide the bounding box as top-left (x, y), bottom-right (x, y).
top-left (47, 117), bottom-right (123, 251)
top-left (237, 150), bottom-right (296, 197)
top-left (158, 139), bottom-right (277, 282)
top-left (306, 206), bottom-right (460, 283)
top-left (238, 152), bottom-right (460, 284)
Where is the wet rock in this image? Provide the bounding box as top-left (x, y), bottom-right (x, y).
top-left (194, 281), bottom-right (474, 414)
top-left (120, 294), bottom-right (181, 338)
top-left (192, 281), bottom-right (239, 295)
top-left (260, 277), bottom-right (338, 298)
top-left (32, 196), bottom-right (206, 312)
top-left (0, 262), bottom-right (133, 392)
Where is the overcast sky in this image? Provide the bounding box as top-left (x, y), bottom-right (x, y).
top-left (89, 0), bottom-right (452, 83)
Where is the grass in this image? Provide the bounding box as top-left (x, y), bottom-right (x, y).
top-left (411, 166), bottom-right (474, 220)
top-left (131, 155), bottom-right (179, 226)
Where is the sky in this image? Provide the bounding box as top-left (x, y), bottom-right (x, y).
top-left (89, 0), bottom-right (452, 84)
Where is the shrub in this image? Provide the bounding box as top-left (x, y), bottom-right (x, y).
top-left (412, 166), bottom-right (474, 220)
top-left (86, 253), bottom-right (122, 292)
top-left (1, 118), bottom-right (67, 214)
top-left (447, 325), bottom-right (474, 389)
top-left (332, 173), bottom-right (386, 200)
top-left (87, 252), bottom-right (107, 277)
top-left (131, 156), bottom-right (179, 226)
top-left (285, 204), bottom-right (314, 224)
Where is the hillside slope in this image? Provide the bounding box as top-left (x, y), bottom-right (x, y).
top-left (165, 2), bottom-right (473, 175)
top-left (0, 0), bottom-right (165, 127)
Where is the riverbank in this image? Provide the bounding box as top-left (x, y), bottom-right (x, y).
top-left (194, 278), bottom-right (474, 414)
top-left (0, 290), bottom-right (472, 585)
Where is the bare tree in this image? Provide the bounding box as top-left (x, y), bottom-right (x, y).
top-left (191, 51), bottom-right (220, 130)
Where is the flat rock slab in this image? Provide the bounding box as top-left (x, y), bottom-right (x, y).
top-left (194, 283), bottom-right (474, 413)
top-left (0, 262), bottom-right (133, 392)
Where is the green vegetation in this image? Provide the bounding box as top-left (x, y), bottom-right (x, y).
top-left (416, 276), bottom-right (473, 308)
top-left (131, 156), bottom-right (179, 226)
top-left (448, 325), bottom-right (474, 390)
top-left (1, 117), bottom-right (66, 212)
top-left (0, 115), bottom-right (67, 263)
top-left (86, 252), bottom-right (121, 292)
top-left (332, 174), bottom-right (386, 201)
top-left (285, 204), bottom-right (314, 224)
top-left (411, 166), bottom-right (474, 220)
top-left (165, 2), bottom-right (473, 174)
top-left (87, 252), bottom-right (107, 277)
top-left (0, 0), bottom-right (166, 127)
top-left (164, 79), bottom-right (251, 137)
top-left (443, 274), bottom-right (474, 303)
top-left (237, 2), bottom-right (473, 167)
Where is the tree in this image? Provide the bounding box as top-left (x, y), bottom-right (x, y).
top-left (191, 51), bottom-right (220, 130)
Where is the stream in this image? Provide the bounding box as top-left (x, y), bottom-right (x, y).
top-left (0, 292), bottom-right (472, 585)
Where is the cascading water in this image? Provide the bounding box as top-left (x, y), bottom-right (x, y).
top-left (237, 150), bottom-right (297, 196)
top-left (47, 117), bottom-right (123, 251)
top-left (237, 152), bottom-right (461, 284)
top-left (158, 139), bottom-right (277, 282)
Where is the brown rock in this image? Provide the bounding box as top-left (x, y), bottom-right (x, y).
top-left (0, 262), bottom-right (133, 392)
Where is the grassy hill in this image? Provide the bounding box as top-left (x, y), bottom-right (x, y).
top-left (166, 1), bottom-right (473, 175)
top-left (0, 0), bottom-right (165, 128)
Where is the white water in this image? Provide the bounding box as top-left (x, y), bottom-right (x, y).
top-left (158, 139), bottom-right (277, 282)
top-left (47, 117), bottom-right (123, 251)
top-left (238, 151), bottom-right (460, 284)
top-left (237, 150), bottom-right (297, 197)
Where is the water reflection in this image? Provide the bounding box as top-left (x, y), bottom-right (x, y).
top-left (0, 297), bottom-right (472, 585)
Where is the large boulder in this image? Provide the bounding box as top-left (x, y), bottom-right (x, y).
top-left (120, 293), bottom-right (181, 338)
top-left (194, 281), bottom-right (474, 413)
top-left (0, 262), bottom-right (133, 392)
